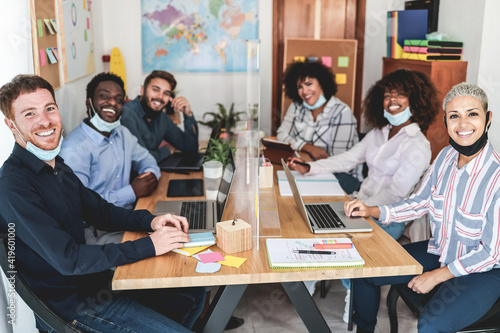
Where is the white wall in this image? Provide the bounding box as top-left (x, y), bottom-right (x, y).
top-left (477, 0), bottom-right (500, 150)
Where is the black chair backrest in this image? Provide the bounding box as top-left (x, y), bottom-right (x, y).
top-left (0, 234), bottom-right (81, 333)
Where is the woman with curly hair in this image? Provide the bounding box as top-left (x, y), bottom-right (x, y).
top-left (288, 68), bottom-right (441, 240)
top-left (277, 60), bottom-right (361, 194)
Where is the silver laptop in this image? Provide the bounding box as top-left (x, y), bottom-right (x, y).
top-left (154, 151), bottom-right (235, 233)
top-left (281, 159), bottom-right (372, 234)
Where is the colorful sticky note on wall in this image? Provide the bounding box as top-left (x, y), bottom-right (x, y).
top-left (39, 49), bottom-right (47, 67)
top-left (321, 56), bottom-right (332, 67)
top-left (50, 19), bottom-right (60, 33)
top-left (338, 56), bottom-right (349, 68)
top-left (83, 0), bottom-right (87, 10)
top-left (294, 56), bottom-right (305, 63)
top-left (336, 73), bottom-right (347, 85)
top-left (51, 47), bottom-right (61, 62)
top-left (46, 48), bottom-right (57, 64)
top-left (87, 17), bottom-right (90, 29)
top-left (84, 30), bottom-right (88, 41)
top-left (37, 19), bottom-right (44, 37)
top-left (43, 19), bottom-right (55, 34)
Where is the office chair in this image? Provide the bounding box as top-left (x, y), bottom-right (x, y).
top-left (0, 234), bottom-right (81, 333)
top-left (387, 283), bottom-right (500, 333)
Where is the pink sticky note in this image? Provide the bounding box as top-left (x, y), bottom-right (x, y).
top-left (51, 47), bottom-right (61, 61)
top-left (87, 17), bottom-right (90, 29)
top-left (198, 252), bottom-right (225, 263)
top-left (39, 49), bottom-right (46, 67)
top-left (321, 56), bottom-right (332, 67)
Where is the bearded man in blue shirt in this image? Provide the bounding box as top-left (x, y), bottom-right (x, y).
top-left (0, 74), bottom-right (204, 332)
top-left (60, 73), bottom-right (160, 245)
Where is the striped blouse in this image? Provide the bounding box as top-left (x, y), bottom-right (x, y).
top-left (379, 143), bottom-right (500, 277)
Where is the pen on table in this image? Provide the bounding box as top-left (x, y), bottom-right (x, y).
top-left (293, 250), bottom-right (336, 255)
top-left (285, 158), bottom-right (309, 167)
top-left (314, 243), bottom-right (353, 249)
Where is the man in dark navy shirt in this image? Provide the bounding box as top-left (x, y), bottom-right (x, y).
top-left (121, 70), bottom-right (199, 163)
top-left (0, 74), bottom-right (204, 332)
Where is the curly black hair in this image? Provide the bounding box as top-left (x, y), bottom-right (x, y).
top-left (283, 60), bottom-right (337, 103)
top-left (86, 72), bottom-right (126, 100)
top-left (363, 69), bottom-right (440, 131)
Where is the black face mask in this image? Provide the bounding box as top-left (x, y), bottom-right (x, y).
top-left (140, 96), bottom-right (161, 120)
top-left (444, 111), bottom-right (491, 157)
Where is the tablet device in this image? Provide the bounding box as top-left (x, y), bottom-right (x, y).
top-left (167, 179), bottom-right (204, 197)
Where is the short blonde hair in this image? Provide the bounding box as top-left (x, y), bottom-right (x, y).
top-left (443, 82), bottom-right (488, 112)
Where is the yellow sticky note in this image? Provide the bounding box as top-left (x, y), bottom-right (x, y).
top-left (294, 56), bottom-right (305, 63)
top-left (219, 255), bottom-right (247, 268)
top-left (336, 73), bottom-right (347, 85)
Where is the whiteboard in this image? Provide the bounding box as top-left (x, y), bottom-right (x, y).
top-left (60, 0), bottom-right (95, 82)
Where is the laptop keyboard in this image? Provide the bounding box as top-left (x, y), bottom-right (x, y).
top-left (180, 201), bottom-right (207, 229)
top-left (305, 204), bottom-right (346, 229)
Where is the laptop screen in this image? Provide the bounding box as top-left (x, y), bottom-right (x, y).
top-left (216, 150), bottom-right (235, 220)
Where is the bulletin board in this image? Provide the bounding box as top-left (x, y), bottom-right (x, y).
top-left (59, 0), bottom-right (95, 83)
top-left (30, 0), bottom-right (62, 89)
top-left (281, 39), bottom-right (358, 122)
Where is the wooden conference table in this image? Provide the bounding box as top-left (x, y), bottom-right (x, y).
top-left (112, 160), bottom-right (422, 332)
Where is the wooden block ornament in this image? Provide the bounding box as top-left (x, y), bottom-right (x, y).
top-left (216, 219), bottom-right (253, 254)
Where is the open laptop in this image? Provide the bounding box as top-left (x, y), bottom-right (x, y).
top-left (154, 151), bottom-right (235, 232)
top-left (158, 119), bottom-right (225, 172)
top-left (281, 159), bottom-right (373, 234)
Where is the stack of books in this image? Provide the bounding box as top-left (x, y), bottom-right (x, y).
top-left (402, 40), bottom-right (463, 61)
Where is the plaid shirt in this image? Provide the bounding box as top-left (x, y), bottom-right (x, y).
top-left (277, 96), bottom-right (359, 156)
top-left (379, 143), bottom-right (500, 277)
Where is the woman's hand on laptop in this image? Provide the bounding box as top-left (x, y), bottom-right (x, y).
top-left (151, 213), bottom-right (189, 233)
top-left (149, 226), bottom-right (190, 256)
top-left (344, 199), bottom-right (380, 219)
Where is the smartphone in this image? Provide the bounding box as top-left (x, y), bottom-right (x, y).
top-left (165, 101), bottom-right (175, 114)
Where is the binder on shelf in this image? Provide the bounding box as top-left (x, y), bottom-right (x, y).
top-left (403, 46), bottom-right (463, 55)
top-left (266, 238), bottom-right (365, 268)
top-left (402, 52), bottom-right (462, 61)
top-left (404, 39), bottom-right (464, 48)
top-left (387, 9), bottom-right (428, 59)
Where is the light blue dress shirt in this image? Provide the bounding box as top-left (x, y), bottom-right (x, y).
top-left (60, 120), bottom-right (161, 210)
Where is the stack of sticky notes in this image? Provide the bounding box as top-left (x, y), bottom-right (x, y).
top-left (402, 40), bottom-right (463, 61)
top-left (172, 232), bottom-right (215, 256)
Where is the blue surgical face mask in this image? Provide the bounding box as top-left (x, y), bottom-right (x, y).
top-left (11, 121), bottom-right (63, 161)
top-left (303, 94), bottom-right (327, 110)
top-left (88, 98), bottom-right (121, 133)
top-left (383, 106), bottom-right (412, 126)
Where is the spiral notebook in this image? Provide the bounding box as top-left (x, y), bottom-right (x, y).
top-left (266, 238), bottom-right (365, 268)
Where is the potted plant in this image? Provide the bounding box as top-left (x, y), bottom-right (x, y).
top-left (199, 103), bottom-right (246, 134)
top-left (203, 138), bottom-right (236, 168)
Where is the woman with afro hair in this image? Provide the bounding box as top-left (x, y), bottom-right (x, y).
top-left (277, 60), bottom-right (362, 194)
top-left (288, 68), bottom-right (441, 241)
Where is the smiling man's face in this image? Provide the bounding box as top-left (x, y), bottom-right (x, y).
top-left (91, 81), bottom-right (125, 122)
top-left (6, 88), bottom-right (62, 151)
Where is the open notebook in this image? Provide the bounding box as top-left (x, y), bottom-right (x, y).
top-left (266, 238), bottom-right (365, 268)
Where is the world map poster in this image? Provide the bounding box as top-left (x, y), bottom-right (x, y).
top-left (141, 0), bottom-right (258, 72)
